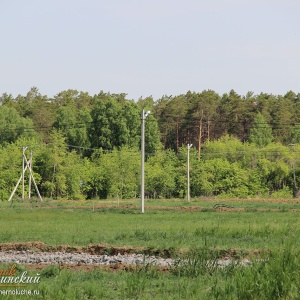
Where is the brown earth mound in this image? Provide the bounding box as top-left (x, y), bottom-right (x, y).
top-left (0, 242), bottom-right (265, 272)
top-left (0, 241), bottom-right (173, 257)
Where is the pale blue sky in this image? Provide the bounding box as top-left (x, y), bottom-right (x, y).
top-left (1, 0), bottom-right (299, 100)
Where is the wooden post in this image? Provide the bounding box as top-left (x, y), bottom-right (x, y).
top-left (28, 151), bottom-right (33, 199)
top-left (22, 147), bottom-right (27, 200)
top-left (23, 155), bottom-right (43, 202)
top-left (8, 147), bottom-right (43, 202)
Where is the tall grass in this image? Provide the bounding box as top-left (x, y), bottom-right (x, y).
top-left (1, 200), bottom-right (300, 298)
top-left (2, 242), bottom-right (300, 299)
top-left (0, 203), bottom-right (300, 251)
top-left (211, 242), bottom-right (300, 299)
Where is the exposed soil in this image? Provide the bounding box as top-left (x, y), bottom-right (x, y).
top-left (0, 242), bottom-right (265, 272)
top-left (1, 199), bottom-right (293, 272)
top-left (0, 241), bottom-right (174, 272)
top-left (0, 241), bottom-right (174, 258)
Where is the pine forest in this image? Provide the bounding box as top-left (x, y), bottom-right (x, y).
top-left (1, 87), bottom-right (300, 201)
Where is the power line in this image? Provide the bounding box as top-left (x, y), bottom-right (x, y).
top-left (1, 115), bottom-right (300, 135)
top-left (5, 142), bottom-right (300, 158)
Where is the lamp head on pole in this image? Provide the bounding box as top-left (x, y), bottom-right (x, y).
top-left (144, 110), bottom-right (151, 118)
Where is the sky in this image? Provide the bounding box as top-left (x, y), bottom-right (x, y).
top-left (1, 0), bottom-right (300, 101)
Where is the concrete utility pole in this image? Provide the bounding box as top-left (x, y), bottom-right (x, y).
top-left (140, 109), bottom-right (150, 213)
top-left (187, 144), bottom-right (193, 202)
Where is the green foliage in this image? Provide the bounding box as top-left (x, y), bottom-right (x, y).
top-left (121, 101), bottom-right (141, 148)
top-left (171, 247), bottom-right (219, 278)
top-left (212, 245), bottom-right (300, 300)
top-left (203, 135), bottom-right (246, 163)
top-left (249, 112), bottom-right (273, 147)
top-left (145, 150), bottom-right (177, 198)
top-left (0, 134), bottom-right (298, 200)
top-left (40, 265), bottom-right (60, 278)
top-left (1, 88), bottom-right (300, 200)
top-left (89, 96), bottom-right (129, 149)
top-left (218, 89), bottom-right (248, 138)
top-left (87, 147), bottom-right (140, 199)
top-left (0, 144), bottom-right (23, 200)
top-left (191, 158), bottom-right (256, 197)
top-left (55, 105), bottom-right (92, 152)
top-left (0, 106), bottom-right (35, 144)
top-left (145, 113), bottom-right (163, 156)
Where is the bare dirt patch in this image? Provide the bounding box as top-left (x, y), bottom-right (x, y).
top-left (0, 242), bottom-right (266, 272)
top-left (0, 241), bottom-right (174, 273)
top-left (0, 241), bottom-right (173, 257)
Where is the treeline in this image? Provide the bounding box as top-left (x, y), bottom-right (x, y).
top-left (0, 87), bottom-right (300, 200)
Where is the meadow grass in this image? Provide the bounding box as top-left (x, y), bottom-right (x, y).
top-left (1, 199), bottom-right (300, 299)
top-left (8, 196), bottom-right (300, 211)
top-left (1, 199), bottom-right (300, 251)
top-left (2, 243), bottom-right (300, 299)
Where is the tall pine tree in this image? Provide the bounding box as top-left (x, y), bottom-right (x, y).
top-left (249, 112), bottom-right (273, 147)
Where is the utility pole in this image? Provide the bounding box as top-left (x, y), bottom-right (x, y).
top-left (9, 147), bottom-right (43, 202)
top-left (187, 144), bottom-right (193, 202)
top-left (28, 151), bottom-right (33, 199)
top-left (141, 109), bottom-right (150, 213)
top-left (22, 146), bottom-right (27, 200)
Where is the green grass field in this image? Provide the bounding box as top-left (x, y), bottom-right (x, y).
top-left (2, 198), bottom-right (300, 251)
top-left (1, 198), bottom-right (300, 299)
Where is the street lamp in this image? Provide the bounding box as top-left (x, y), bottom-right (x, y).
top-left (187, 144), bottom-right (193, 202)
top-left (141, 109), bottom-right (150, 213)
